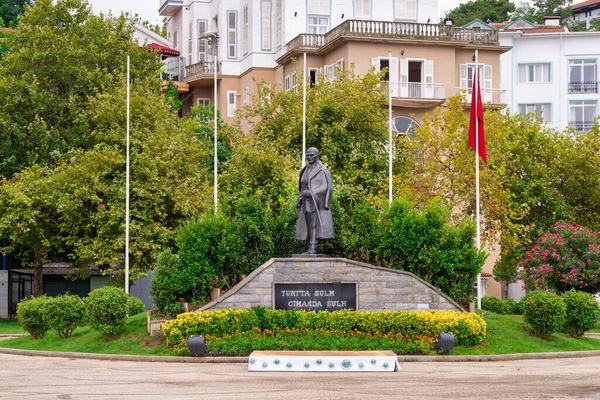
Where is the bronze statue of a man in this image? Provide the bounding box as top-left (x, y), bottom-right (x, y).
top-left (295, 147), bottom-right (335, 254)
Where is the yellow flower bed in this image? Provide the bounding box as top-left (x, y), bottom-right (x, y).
top-left (162, 308), bottom-right (486, 351)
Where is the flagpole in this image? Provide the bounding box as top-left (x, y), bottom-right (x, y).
top-left (125, 55), bottom-right (130, 294)
top-left (388, 51), bottom-right (393, 206)
top-left (475, 49), bottom-right (482, 310)
top-left (302, 52), bottom-right (307, 168)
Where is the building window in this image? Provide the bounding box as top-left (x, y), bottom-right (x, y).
top-left (188, 21), bottom-right (193, 64)
top-left (243, 86), bottom-right (250, 106)
top-left (261, 0), bottom-right (271, 50)
top-left (197, 20), bottom-right (208, 62)
top-left (518, 103), bottom-right (552, 123)
top-left (308, 16), bottom-right (329, 34)
top-left (308, 0), bottom-right (330, 15)
top-left (292, 71), bottom-right (298, 91)
top-left (393, 116), bottom-right (420, 138)
top-left (569, 59), bottom-right (598, 94)
top-left (460, 63), bottom-right (493, 102)
top-left (227, 90), bottom-right (237, 117)
top-left (518, 63), bottom-right (551, 83)
top-left (308, 68), bottom-right (319, 86)
top-left (243, 6), bottom-right (249, 56)
top-left (197, 98), bottom-right (211, 106)
top-left (274, 0), bottom-right (283, 49)
top-left (227, 11), bottom-right (237, 59)
top-left (284, 75), bottom-right (291, 92)
top-left (569, 100), bottom-right (597, 132)
top-left (395, 0), bottom-right (417, 20)
top-left (355, 0), bottom-right (371, 19)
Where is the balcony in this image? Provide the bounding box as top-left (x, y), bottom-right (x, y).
top-left (568, 82), bottom-right (599, 94)
top-left (454, 88), bottom-right (505, 105)
top-left (185, 61), bottom-right (221, 82)
top-left (284, 20), bottom-right (499, 55)
top-left (158, 0), bottom-right (183, 17)
top-left (569, 121), bottom-right (595, 132)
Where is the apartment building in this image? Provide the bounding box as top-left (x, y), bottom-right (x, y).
top-left (470, 17), bottom-right (600, 133)
top-left (570, 0), bottom-right (600, 29)
top-left (159, 0), bottom-right (509, 134)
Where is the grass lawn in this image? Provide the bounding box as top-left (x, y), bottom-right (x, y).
top-left (0, 320), bottom-right (25, 334)
top-left (451, 311), bottom-right (600, 355)
top-left (590, 320), bottom-right (600, 333)
top-left (1, 311), bottom-right (599, 357)
top-left (0, 313), bottom-right (175, 356)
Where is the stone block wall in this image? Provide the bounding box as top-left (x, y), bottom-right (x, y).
top-left (199, 258), bottom-right (463, 312)
top-left (0, 271), bottom-right (8, 319)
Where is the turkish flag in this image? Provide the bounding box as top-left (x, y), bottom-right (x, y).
top-left (468, 70), bottom-right (487, 163)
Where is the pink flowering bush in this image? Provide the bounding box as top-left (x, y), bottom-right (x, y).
top-left (519, 222), bottom-right (600, 294)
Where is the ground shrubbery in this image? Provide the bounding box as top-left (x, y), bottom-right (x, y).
top-left (521, 290), bottom-right (566, 339)
top-left (561, 290), bottom-right (600, 338)
top-left (16, 286), bottom-right (145, 340)
top-left (481, 296), bottom-right (523, 315)
top-left (162, 308), bottom-right (487, 355)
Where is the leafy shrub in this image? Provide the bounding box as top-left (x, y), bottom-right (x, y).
top-left (503, 298), bottom-right (523, 315)
top-left (520, 222), bottom-right (600, 294)
top-left (561, 290), bottom-right (600, 338)
top-left (85, 286), bottom-right (143, 339)
top-left (376, 198), bottom-right (486, 307)
top-left (45, 294), bottom-right (86, 338)
top-left (481, 297), bottom-right (505, 314)
top-left (16, 296), bottom-right (50, 340)
top-left (522, 290), bottom-right (566, 339)
top-left (127, 296), bottom-right (146, 316)
top-left (162, 309), bottom-right (486, 354)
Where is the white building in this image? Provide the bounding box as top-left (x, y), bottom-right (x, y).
top-left (570, 0), bottom-right (600, 29)
top-left (491, 18), bottom-right (600, 133)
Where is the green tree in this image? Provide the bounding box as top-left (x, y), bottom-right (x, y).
top-left (513, 0), bottom-right (572, 24)
top-left (448, 0), bottom-right (516, 26)
top-left (492, 247), bottom-right (519, 298)
top-left (0, 0), bottom-right (32, 26)
top-left (0, 0), bottom-right (163, 178)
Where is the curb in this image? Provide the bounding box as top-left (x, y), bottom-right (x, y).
top-left (0, 334), bottom-right (29, 338)
top-left (1, 346), bottom-right (600, 364)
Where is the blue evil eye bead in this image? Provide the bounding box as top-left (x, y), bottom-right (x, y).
top-left (316, 359), bottom-right (323, 365)
top-left (328, 362), bottom-right (335, 369)
top-left (370, 359), bottom-right (377, 365)
top-left (262, 362), bottom-right (268, 369)
top-left (274, 359), bottom-right (281, 365)
top-left (304, 362), bottom-right (311, 369)
top-left (341, 359), bottom-right (352, 370)
top-left (358, 362), bottom-right (365, 369)
top-left (249, 358), bottom-right (256, 365)
top-left (286, 362), bottom-right (293, 369)
top-left (383, 362), bottom-right (389, 369)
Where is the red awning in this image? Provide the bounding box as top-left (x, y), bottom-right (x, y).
top-left (147, 43), bottom-right (180, 57)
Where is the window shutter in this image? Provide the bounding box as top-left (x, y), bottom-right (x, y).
top-left (198, 21), bottom-right (207, 62)
top-left (262, 1), bottom-right (271, 50)
top-left (243, 6), bottom-right (249, 55)
top-left (406, 0), bottom-right (416, 19)
top-left (395, 0), bottom-right (406, 19)
top-left (228, 12), bottom-right (236, 58)
top-left (371, 58), bottom-right (380, 73)
top-left (308, 0), bottom-right (329, 15)
top-left (460, 64), bottom-right (468, 88)
top-left (227, 91), bottom-right (236, 117)
top-left (389, 58), bottom-right (399, 97)
top-left (484, 65), bottom-right (492, 102)
top-left (424, 60), bottom-right (434, 97)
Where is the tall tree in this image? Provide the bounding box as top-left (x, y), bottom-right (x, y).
top-left (0, 0), bottom-right (32, 26)
top-left (513, 0), bottom-right (573, 24)
top-left (448, 0), bottom-right (516, 26)
top-left (0, 0), bottom-right (163, 178)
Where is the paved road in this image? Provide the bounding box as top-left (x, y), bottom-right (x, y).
top-left (1, 353), bottom-right (600, 399)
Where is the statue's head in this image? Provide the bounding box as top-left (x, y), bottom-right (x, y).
top-left (306, 147), bottom-right (319, 165)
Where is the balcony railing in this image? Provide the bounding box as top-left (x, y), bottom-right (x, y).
top-left (388, 82), bottom-right (446, 99)
top-left (285, 20), bottom-right (499, 53)
top-left (454, 87), bottom-right (505, 104)
top-left (569, 121), bottom-right (595, 132)
top-left (568, 82), bottom-right (599, 94)
top-left (185, 61), bottom-right (220, 79)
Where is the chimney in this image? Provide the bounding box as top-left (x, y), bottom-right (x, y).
top-left (544, 16), bottom-right (561, 26)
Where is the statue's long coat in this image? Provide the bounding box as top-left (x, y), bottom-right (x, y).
top-left (295, 160), bottom-right (335, 240)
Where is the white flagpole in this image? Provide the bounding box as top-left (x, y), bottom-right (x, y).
top-left (303, 52), bottom-right (307, 168)
top-left (475, 49), bottom-right (482, 310)
top-left (125, 55), bottom-right (130, 294)
top-left (388, 51), bottom-right (393, 206)
top-left (214, 42), bottom-right (218, 215)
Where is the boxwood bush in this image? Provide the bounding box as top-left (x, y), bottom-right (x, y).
top-left (45, 294), bottom-right (86, 338)
top-left (85, 286), bottom-right (145, 339)
top-left (561, 290), bottom-right (600, 338)
top-left (16, 295), bottom-right (50, 339)
top-left (481, 297), bottom-right (523, 315)
top-left (522, 290), bottom-right (566, 339)
top-left (162, 308), bottom-right (486, 354)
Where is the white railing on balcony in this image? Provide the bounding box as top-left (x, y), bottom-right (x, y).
top-left (185, 61), bottom-right (220, 79)
top-left (454, 87), bottom-right (505, 104)
top-left (285, 20), bottom-right (499, 54)
top-left (388, 82), bottom-right (445, 99)
top-left (569, 121), bottom-right (595, 132)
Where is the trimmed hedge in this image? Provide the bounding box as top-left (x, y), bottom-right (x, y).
top-left (16, 295), bottom-right (50, 340)
top-left (522, 290), bottom-right (566, 339)
top-left (481, 296), bottom-right (523, 315)
top-left (45, 294), bottom-right (86, 338)
top-left (85, 286), bottom-right (145, 339)
top-left (561, 290), bottom-right (600, 338)
top-left (162, 308), bottom-right (486, 353)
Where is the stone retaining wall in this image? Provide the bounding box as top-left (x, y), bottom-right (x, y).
top-left (199, 258), bottom-right (463, 312)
